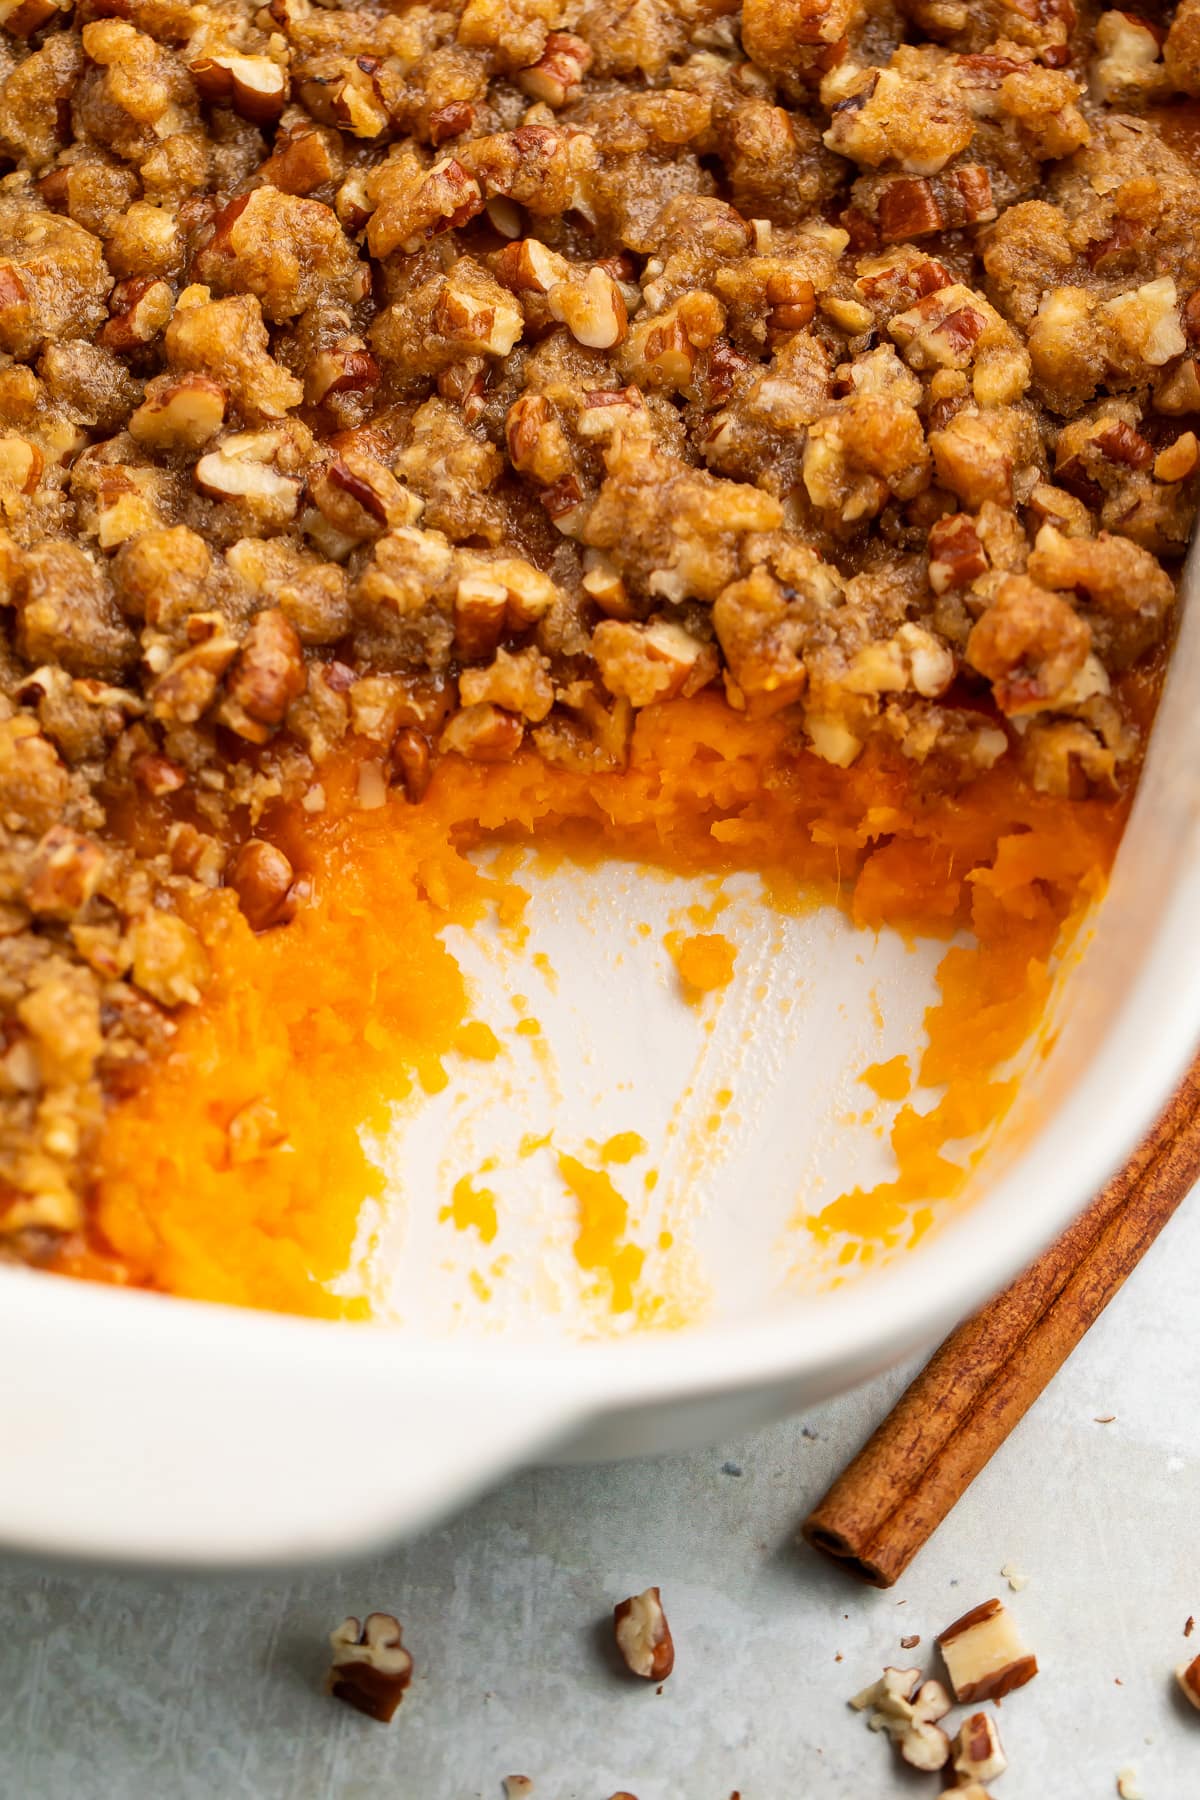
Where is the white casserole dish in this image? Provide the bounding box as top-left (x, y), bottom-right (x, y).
top-left (3, 553), bottom-right (1199, 1570)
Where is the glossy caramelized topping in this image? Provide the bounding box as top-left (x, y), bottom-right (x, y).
top-left (0, 0), bottom-right (1194, 1296)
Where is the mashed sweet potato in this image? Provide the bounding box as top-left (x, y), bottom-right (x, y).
top-left (63, 694), bottom-right (1123, 1316)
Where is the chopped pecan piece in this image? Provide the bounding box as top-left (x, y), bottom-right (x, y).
top-left (582, 549), bottom-right (634, 618)
top-left (594, 620), bottom-right (717, 708)
top-left (390, 727), bottom-right (432, 802)
top-left (0, 0), bottom-right (62, 34)
top-left (967, 577), bottom-right (1091, 714)
top-left (195, 430), bottom-right (304, 524)
top-left (131, 751), bottom-right (186, 798)
top-left (440, 702), bottom-right (525, 761)
top-left (547, 267), bottom-right (627, 350)
top-left (1093, 419), bottom-right (1153, 470)
top-left (1155, 432), bottom-right (1200, 482)
top-left (306, 344), bottom-right (380, 408)
top-left (0, 437), bottom-right (44, 499)
top-left (613, 1587), bottom-right (675, 1681)
top-left (517, 33), bottom-right (592, 106)
top-left (493, 238), bottom-right (569, 295)
top-left (878, 167), bottom-right (996, 243)
top-left (327, 1615), bottom-right (414, 1724)
top-left (540, 472), bottom-right (587, 534)
top-left (433, 267), bottom-right (523, 356)
top-left (258, 124), bottom-right (342, 197)
top-left (428, 102), bottom-right (475, 146)
top-left (229, 840), bottom-right (296, 932)
top-left (23, 825), bottom-right (105, 920)
top-left (849, 1667), bottom-right (951, 1772)
top-left (877, 181), bottom-right (944, 242)
top-left (309, 453), bottom-right (419, 538)
top-left (1177, 1653), bottom-right (1200, 1709)
top-left (100, 277), bottom-right (174, 353)
top-left (952, 1712), bottom-right (1007, 1784)
top-left (936, 1599), bottom-right (1039, 1704)
top-left (367, 154), bottom-right (484, 258)
top-left (505, 393), bottom-right (569, 481)
top-left (129, 911), bottom-right (209, 1010)
top-left (129, 375), bottom-right (226, 451)
top-left (454, 571), bottom-right (508, 657)
top-left (1155, 358), bottom-right (1200, 415)
top-left (1093, 10), bottom-right (1167, 105)
top-left (189, 53), bottom-right (288, 123)
top-left (928, 515), bottom-right (987, 593)
top-left (218, 610), bottom-right (306, 744)
top-left (766, 271), bottom-right (816, 340)
top-left (459, 646), bottom-right (554, 721)
top-left (151, 633), bottom-right (240, 727)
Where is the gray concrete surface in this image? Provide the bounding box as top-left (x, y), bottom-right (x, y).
top-left (2, 1185), bottom-right (1198, 1800)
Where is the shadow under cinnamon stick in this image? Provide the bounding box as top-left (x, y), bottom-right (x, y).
top-left (801, 1050), bottom-right (1200, 1588)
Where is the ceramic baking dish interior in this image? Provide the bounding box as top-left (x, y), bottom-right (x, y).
top-left (2, 551), bottom-right (1199, 1569)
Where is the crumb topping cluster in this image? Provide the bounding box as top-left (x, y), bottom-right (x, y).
top-left (1, 0), bottom-right (1198, 1244)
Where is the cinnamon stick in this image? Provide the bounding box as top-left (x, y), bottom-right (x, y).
top-left (802, 1050), bottom-right (1200, 1588)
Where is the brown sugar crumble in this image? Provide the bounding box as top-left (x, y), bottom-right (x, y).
top-left (1, 0), bottom-right (1200, 1259)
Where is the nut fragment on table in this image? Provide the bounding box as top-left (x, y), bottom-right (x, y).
top-left (937, 1598), bottom-right (1038, 1703)
top-left (952, 1711), bottom-right (1007, 1784)
top-left (229, 839), bottom-right (296, 932)
top-left (1000, 1561), bottom-right (1029, 1592)
top-left (613, 1586), bottom-right (674, 1681)
top-left (1177, 1652), bottom-right (1200, 1709)
top-left (502, 1779), bottom-right (534, 1797)
top-left (849, 1665), bottom-right (952, 1770)
top-left (1117, 1769), bottom-right (1144, 1799)
top-left (326, 1613), bottom-right (414, 1722)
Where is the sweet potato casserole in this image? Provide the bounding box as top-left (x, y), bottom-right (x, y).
top-left (0, 0), bottom-right (1197, 1313)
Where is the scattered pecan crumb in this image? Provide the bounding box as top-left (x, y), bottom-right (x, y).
top-left (326, 1614), bottom-right (414, 1723)
top-left (850, 1666), bottom-right (952, 1771)
top-left (613, 1587), bottom-right (674, 1682)
top-left (1177, 1653), bottom-right (1200, 1709)
top-left (1186, 1617), bottom-right (1196, 1639)
top-left (1117, 1769), bottom-right (1144, 1799)
top-left (1000, 1561), bottom-right (1029, 1593)
top-left (937, 1599), bottom-right (1038, 1704)
top-left (952, 1711), bottom-right (1007, 1785)
top-left (900, 1634), bottom-right (920, 1649)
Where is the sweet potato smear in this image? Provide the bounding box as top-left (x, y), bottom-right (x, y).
top-left (74, 695), bottom-right (1123, 1317)
top-left (667, 931), bottom-right (738, 999)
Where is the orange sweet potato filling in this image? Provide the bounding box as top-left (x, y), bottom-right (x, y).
top-left (61, 695), bottom-right (1125, 1318)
